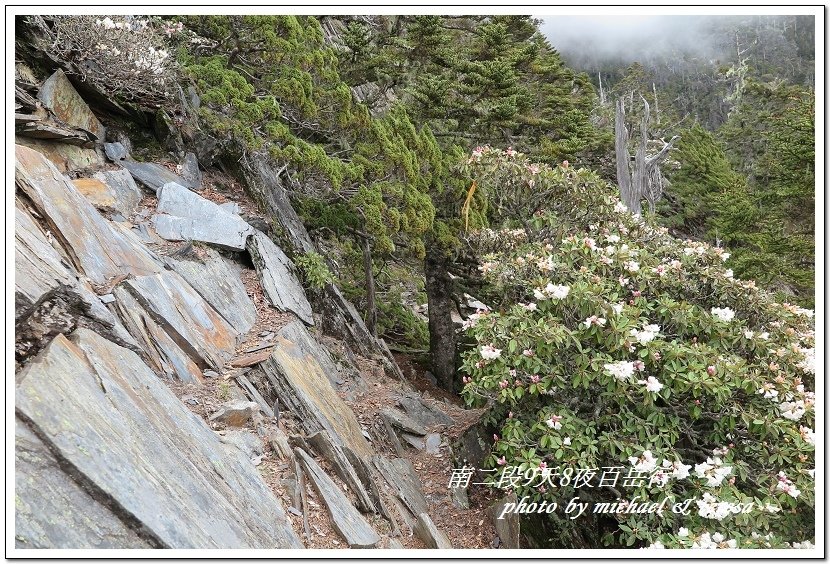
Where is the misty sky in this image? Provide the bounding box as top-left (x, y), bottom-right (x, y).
top-left (538, 15), bottom-right (729, 65)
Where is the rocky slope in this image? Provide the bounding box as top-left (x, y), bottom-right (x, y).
top-left (14, 65), bottom-right (502, 550)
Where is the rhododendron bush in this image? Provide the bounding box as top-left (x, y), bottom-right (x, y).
top-left (460, 148), bottom-right (816, 549)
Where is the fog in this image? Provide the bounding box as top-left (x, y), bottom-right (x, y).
top-left (538, 15), bottom-right (739, 69)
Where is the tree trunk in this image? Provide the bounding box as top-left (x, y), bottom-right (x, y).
top-left (614, 98), bottom-right (638, 214)
top-left (424, 248), bottom-right (456, 392)
top-left (615, 96), bottom-right (678, 216)
top-left (362, 236), bottom-right (377, 337)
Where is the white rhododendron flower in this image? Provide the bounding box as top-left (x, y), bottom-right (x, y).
top-left (639, 376), bottom-right (664, 393)
top-left (694, 457), bottom-right (733, 487)
top-left (677, 527), bottom-right (689, 538)
top-left (630, 324), bottom-right (660, 344)
top-left (779, 400), bottom-right (806, 421)
top-left (696, 493), bottom-right (742, 521)
top-left (776, 471), bottom-right (801, 499)
top-left (604, 360), bottom-right (635, 381)
top-left (800, 426), bottom-right (815, 446)
top-left (624, 260), bottom-right (640, 273)
top-left (480, 344), bottom-right (502, 360)
top-left (797, 347), bottom-right (815, 374)
top-left (711, 307), bottom-right (736, 323)
top-left (546, 414), bottom-right (563, 430)
top-left (628, 450), bottom-right (659, 473)
top-left (583, 315), bottom-right (607, 328)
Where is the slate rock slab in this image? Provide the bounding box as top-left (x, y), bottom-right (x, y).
top-left (234, 373), bottom-right (275, 417)
top-left (15, 144), bottom-right (162, 288)
top-left (381, 407), bottom-right (428, 436)
top-left (14, 418), bottom-right (152, 549)
top-left (414, 513), bottom-right (452, 549)
top-left (247, 230), bottom-right (313, 325)
top-left (260, 321), bottom-right (372, 457)
top-left (15, 329), bottom-right (303, 549)
top-left (38, 69), bottom-right (105, 141)
top-left (153, 182), bottom-right (253, 250)
top-left (307, 430), bottom-right (376, 514)
top-left (372, 456), bottom-right (430, 522)
top-left (111, 283), bottom-right (203, 382)
top-left (119, 270), bottom-right (238, 372)
top-left (178, 152), bottom-right (202, 190)
top-left (14, 199), bottom-right (138, 354)
top-left (165, 248), bottom-right (256, 336)
top-left (92, 168), bottom-right (143, 216)
top-left (104, 141), bottom-right (128, 161)
top-left (398, 393), bottom-right (455, 427)
top-left (487, 493), bottom-right (520, 549)
top-left (15, 136), bottom-right (100, 172)
top-left (119, 160), bottom-right (198, 192)
top-left (296, 448), bottom-right (381, 548)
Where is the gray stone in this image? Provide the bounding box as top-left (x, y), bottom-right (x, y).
top-left (386, 538), bottom-right (405, 549)
top-left (372, 456), bottom-right (429, 523)
top-left (14, 417), bottom-right (151, 549)
top-left (209, 401), bottom-right (260, 427)
top-left (307, 430), bottom-right (376, 514)
top-left (118, 270), bottom-right (238, 372)
top-left (111, 284), bottom-right (203, 382)
top-left (16, 121), bottom-right (94, 146)
top-left (425, 433), bottom-right (442, 455)
top-left (281, 478), bottom-right (302, 511)
top-left (99, 293), bottom-right (115, 304)
top-left (165, 248), bottom-right (257, 336)
top-left (119, 160), bottom-right (198, 193)
top-left (381, 408), bottom-right (428, 436)
top-left (451, 421), bottom-right (491, 471)
top-left (178, 152), bottom-right (202, 190)
top-left (450, 482), bottom-right (470, 510)
top-left (414, 513), bottom-right (452, 549)
top-left (398, 394), bottom-right (455, 428)
top-left (92, 169), bottom-right (143, 215)
top-left (219, 201), bottom-right (241, 214)
top-left (296, 448), bottom-right (381, 548)
top-left (246, 231), bottom-right (313, 325)
top-left (219, 430), bottom-right (264, 459)
top-left (153, 182), bottom-right (254, 250)
top-left (37, 69), bottom-right (105, 141)
top-left (400, 433), bottom-right (425, 451)
top-left (14, 200), bottom-right (138, 356)
top-left (16, 330), bottom-right (303, 549)
top-left (15, 145), bottom-right (163, 288)
top-left (260, 321), bottom-right (372, 457)
top-left (132, 222), bottom-right (163, 245)
top-left (234, 373), bottom-right (274, 417)
top-left (70, 175), bottom-right (139, 218)
top-left (104, 141), bottom-right (128, 161)
top-left (487, 493), bottom-right (520, 549)
top-left (15, 136), bottom-right (100, 172)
